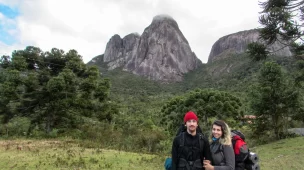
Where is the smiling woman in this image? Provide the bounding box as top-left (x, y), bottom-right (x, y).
top-left (205, 120), bottom-right (235, 170)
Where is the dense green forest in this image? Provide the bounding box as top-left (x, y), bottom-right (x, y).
top-left (1, 46), bottom-right (303, 154)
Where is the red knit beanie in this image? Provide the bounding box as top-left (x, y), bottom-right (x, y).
top-left (184, 111), bottom-right (198, 123)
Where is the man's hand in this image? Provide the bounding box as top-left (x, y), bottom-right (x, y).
top-left (203, 159), bottom-right (211, 165)
top-left (203, 161), bottom-right (214, 170)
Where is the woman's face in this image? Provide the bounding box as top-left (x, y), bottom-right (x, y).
top-left (212, 124), bottom-right (223, 139)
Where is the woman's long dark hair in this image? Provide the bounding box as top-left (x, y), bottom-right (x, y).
top-left (209, 120), bottom-right (232, 145)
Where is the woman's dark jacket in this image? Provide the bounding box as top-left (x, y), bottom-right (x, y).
top-left (210, 139), bottom-right (235, 170)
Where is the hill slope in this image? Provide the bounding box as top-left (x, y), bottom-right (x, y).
top-left (88, 53), bottom-right (300, 124)
top-left (253, 136), bottom-right (304, 170)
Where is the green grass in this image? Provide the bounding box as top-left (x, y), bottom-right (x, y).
top-left (0, 139), bottom-right (166, 170)
top-left (253, 136), bottom-right (304, 170)
top-left (1, 137), bottom-right (304, 170)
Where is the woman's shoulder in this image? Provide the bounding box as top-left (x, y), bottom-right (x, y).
top-left (219, 138), bottom-right (232, 146)
top-left (221, 144), bottom-right (234, 153)
top-left (221, 144), bottom-right (233, 148)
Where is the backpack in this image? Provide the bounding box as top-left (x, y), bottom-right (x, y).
top-left (164, 157), bottom-right (172, 170)
top-left (164, 124), bottom-right (205, 170)
top-left (179, 131), bottom-right (205, 153)
top-left (231, 130), bottom-right (249, 163)
top-left (176, 124), bottom-right (204, 149)
top-left (231, 130), bottom-right (260, 170)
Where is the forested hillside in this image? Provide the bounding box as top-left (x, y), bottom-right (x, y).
top-left (1, 45), bottom-right (303, 154)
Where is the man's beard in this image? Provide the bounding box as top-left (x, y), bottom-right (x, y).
top-left (188, 126), bottom-right (196, 133)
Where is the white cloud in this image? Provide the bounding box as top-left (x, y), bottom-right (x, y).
top-left (0, 0), bottom-right (263, 63)
top-left (0, 41), bottom-right (23, 56)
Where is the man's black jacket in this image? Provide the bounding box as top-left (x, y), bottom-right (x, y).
top-left (171, 131), bottom-right (212, 170)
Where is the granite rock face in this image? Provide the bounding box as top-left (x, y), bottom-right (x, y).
top-left (101, 15), bottom-right (201, 82)
top-left (103, 33), bottom-right (140, 69)
top-left (208, 29), bottom-right (292, 63)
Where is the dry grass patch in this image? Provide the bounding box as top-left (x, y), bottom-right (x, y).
top-left (0, 139), bottom-right (166, 170)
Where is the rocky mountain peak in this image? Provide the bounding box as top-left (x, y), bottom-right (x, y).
top-left (208, 29), bottom-right (292, 63)
top-left (151, 15), bottom-right (179, 29)
top-left (97, 15), bottom-right (201, 82)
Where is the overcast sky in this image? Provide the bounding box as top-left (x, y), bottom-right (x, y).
top-left (0, 0), bottom-right (264, 63)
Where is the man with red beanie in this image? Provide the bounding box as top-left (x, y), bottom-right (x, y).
top-left (171, 111), bottom-right (212, 170)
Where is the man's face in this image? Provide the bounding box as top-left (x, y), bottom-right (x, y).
top-left (185, 119), bottom-right (198, 132)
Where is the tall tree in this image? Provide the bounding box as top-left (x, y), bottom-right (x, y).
top-left (0, 46), bottom-right (114, 134)
top-left (0, 55), bottom-right (27, 123)
top-left (250, 61), bottom-right (299, 139)
top-left (247, 0), bottom-right (304, 60)
top-left (160, 89), bottom-right (244, 134)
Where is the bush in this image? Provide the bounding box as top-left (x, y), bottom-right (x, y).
top-left (136, 128), bottom-right (167, 153)
top-left (0, 116), bottom-right (30, 137)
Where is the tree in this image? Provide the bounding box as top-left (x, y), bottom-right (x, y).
top-left (249, 61), bottom-right (299, 139)
top-left (0, 54), bottom-right (28, 123)
top-left (0, 46), bottom-right (115, 134)
top-left (295, 60), bottom-right (304, 87)
top-left (160, 89), bottom-right (244, 134)
top-left (247, 0), bottom-right (304, 60)
top-left (294, 60), bottom-right (304, 122)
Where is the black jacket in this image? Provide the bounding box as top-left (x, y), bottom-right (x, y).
top-left (172, 131), bottom-right (212, 170)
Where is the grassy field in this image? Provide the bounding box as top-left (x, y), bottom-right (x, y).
top-left (0, 139), bottom-right (166, 170)
top-left (252, 136), bottom-right (304, 170)
top-left (0, 137), bottom-right (303, 170)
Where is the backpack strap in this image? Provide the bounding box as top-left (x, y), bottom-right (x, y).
top-left (179, 132), bottom-right (185, 147)
top-left (177, 132), bottom-right (185, 160)
top-left (177, 133), bottom-right (204, 170)
top-left (218, 143), bottom-right (224, 154)
top-left (218, 144), bottom-right (226, 165)
top-left (179, 132), bottom-right (205, 155)
top-left (198, 133), bottom-right (204, 153)
top-left (232, 138), bottom-right (236, 149)
top-left (179, 132), bottom-right (204, 153)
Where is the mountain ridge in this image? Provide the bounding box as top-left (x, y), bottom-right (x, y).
top-left (89, 15), bottom-right (201, 82)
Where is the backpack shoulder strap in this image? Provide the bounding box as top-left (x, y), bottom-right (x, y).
top-left (179, 132), bottom-right (185, 147)
top-left (219, 144), bottom-right (226, 163)
top-left (198, 133), bottom-right (204, 153)
top-left (219, 143), bottom-right (224, 152)
top-left (180, 132), bottom-right (204, 150)
top-left (177, 132), bottom-right (185, 160)
top-left (232, 138), bottom-right (237, 149)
